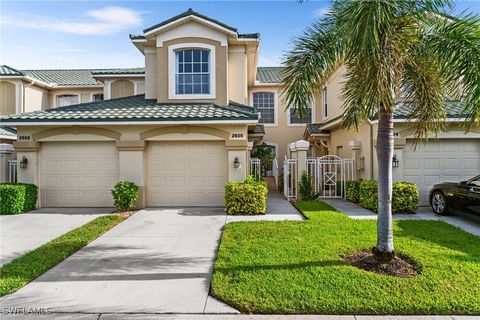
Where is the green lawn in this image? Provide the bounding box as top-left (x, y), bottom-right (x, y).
top-left (211, 201), bottom-right (480, 314)
top-left (0, 215), bottom-right (125, 296)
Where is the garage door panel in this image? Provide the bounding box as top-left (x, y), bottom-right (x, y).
top-left (40, 142), bottom-right (118, 207)
top-left (403, 139), bottom-right (480, 205)
top-left (147, 141), bottom-right (226, 207)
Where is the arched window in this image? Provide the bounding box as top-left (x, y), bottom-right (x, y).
top-left (253, 92), bottom-right (275, 124)
top-left (56, 94), bottom-right (79, 107)
top-left (175, 49), bottom-right (210, 95)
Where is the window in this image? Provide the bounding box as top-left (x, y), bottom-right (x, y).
top-left (290, 103), bottom-right (312, 124)
top-left (92, 93), bottom-right (104, 102)
top-left (56, 95), bottom-right (79, 107)
top-left (323, 87), bottom-right (328, 118)
top-left (175, 49), bottom-right (210, 95)
top-left (253, 92), bottom-right (275, 124)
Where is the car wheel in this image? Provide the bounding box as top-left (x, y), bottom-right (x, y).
top-left (431, 191), bottom-right (448, 215)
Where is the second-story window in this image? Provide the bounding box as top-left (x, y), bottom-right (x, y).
top-left (323, 86), bottom-right (328, 119)
top-left (253, 92), bottom-right (275, 124)
top-left (290, 103), bottom-right (312, 124)
top-left (93, 93), bottom-right (104, 102)
top-left (56, 94), bottom-right (79, 107)
top-left (175, 49), bottom-right (210, 95)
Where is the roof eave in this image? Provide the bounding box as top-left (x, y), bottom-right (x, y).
top-left (1, 119), bottom-right (259, 126)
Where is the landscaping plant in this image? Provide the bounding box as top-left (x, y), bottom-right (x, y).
top-left (0, 183), bottom-right (38, 215)
top-left (359, 180), bottom-right (419, 214)
top-left (299, 171), bottom-right (319, 200)
top-left (282, 0), bottom-right (479, 260)
top-left (225, 176), bottom-right (268, 215)
top-left (111, 181), bottom-right (139, 212)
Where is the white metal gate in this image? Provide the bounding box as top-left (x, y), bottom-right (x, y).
top-left (307, 155), bottom-right (355, 198)
top-left (250, 158), bottom-right (261, 181)
top-left (8, 160), bottom-right (17, 183)
top-left (283, 156), bottom-right (297, 201)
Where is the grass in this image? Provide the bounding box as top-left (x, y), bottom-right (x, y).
top-left (211, 201), bottom-right (480, 314)
top-left (0, 215), bottom-right (125, 296)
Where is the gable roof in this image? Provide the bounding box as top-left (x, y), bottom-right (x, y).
top-left (0, 65), bottom-right (24, 77)
top-left (144, 8), bottom-right (238, 34)
top-left (0, 94), bottom-right (259, 125)
top-left (256, 67), bottom-right (284, 84)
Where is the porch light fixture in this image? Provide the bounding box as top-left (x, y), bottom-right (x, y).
top-left (392, 154), bottom-right (400, 168)
top-left (19, 156), bottom-right (28, 169)
top-left (233, 156), bottom-right (241, 169)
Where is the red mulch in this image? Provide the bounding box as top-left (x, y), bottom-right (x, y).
top-left (343, 249), bottom-right (419, 278)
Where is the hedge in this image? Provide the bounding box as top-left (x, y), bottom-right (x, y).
top-left (0, 183), bottom-right (38, 215)
top-left (358, 180), bottom-right (419, 214)
top-left (345, 180), bottom-right (362, 203)
top-left (225, 176), bottom-right (268, 215)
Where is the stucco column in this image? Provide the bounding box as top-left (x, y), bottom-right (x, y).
top-left (349, 140), bottom-right (362, 178)
top-left (246, 141), bottom-right (253, 176)
top-left (295, 140), bottom-right (310, 182)
top-left (116, 141), bottom-right (146, 209)
top-left (13, 141), bottom-right (40, 206)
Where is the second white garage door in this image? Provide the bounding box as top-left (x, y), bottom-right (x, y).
top-left (40, 141), bottom-right (118, 207)
top-left (403, 139), bottom-right (480, 205)
top-left (147, 141), bottom-right (227, 206)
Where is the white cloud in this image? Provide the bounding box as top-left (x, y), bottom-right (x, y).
top-left (0, 6), bottom-right (143, 35)
top-left (313, 7), bottom-right (331, 17)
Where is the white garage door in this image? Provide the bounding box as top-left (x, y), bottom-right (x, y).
top-left (147, 141), bottom-right (227, 206)
top-left (403, 139), bottom-right (480, 205)
top-left (40, 142), bottom-right (118, 207)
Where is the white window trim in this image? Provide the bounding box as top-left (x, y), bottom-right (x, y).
top-left (287, 99), bottom-right (316, 127)
top-left (250, 90), bottom-right (278, 127)
top-left (168, 43), bottom-right (216, 100)
top-left (90, 93), bottom-right (104, 102)
top-left (54, 93), bottom-right (80, 108)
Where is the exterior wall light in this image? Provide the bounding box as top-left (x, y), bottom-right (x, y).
top-left (233, 156), bottom-right (241, 169)
top-left (19, 156), bottom-right (28, 169)
top-left (392, 154), bottom-right (400, 168)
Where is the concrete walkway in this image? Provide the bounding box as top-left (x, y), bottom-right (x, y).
top-left (323, 198), bottom-right (480, 236)
top-left (0, 208), bottom-right (109, 265)
top-left (226, 191), bottom-right (304, 223)
top-left (0, 208), bottom-right (237, 314)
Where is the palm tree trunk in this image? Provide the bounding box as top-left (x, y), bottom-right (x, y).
top-left (375, 107), bottom-right (395, 260)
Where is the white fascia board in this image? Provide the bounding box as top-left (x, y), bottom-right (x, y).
top-left (51, 85), bottom-right (104, 89)
top-left (0, 135), bottom-right (17, 140)
top-left (144, 15), bottom-right (237, 38)
top-left (3, 120), bottom-right (259, 126)
top-left (253, 82), bottom-right (281, 87)
top-left (369, 118), bottom-right (467, 124)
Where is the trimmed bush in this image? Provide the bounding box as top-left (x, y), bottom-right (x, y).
top-left (111, 181), bottom-right (139, 211)
top-left (358, 180), bottom-right (419, 214)
top-left (0, 183), bottom-right (38, 215)
top-left (225, 176), bottom-right (268, 215)
top-left (345, 180), bottom-right (362, 203)
top-left (359, 180), bottom-right (379, 212)
top-left (392, 182), bottom-right (419, 214)
top-left (299, 171), bottom-right (319, 200)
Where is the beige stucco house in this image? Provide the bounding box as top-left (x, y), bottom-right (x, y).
top-left (1, 9), bottom-right (478, 207)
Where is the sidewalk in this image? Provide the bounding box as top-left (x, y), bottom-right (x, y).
top-left (225, 191), bottom-right (304, 223)
top-left (323, 198), bottom-right (480, 236)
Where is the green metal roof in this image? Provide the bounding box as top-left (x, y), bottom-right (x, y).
top-left (248, 124), bottom-right (265, 135)
top-left (91, 68), bottom-right (145, 76)
top-left (0, 126), bottom-right (17, 138)
top-left (144, 8), bottom-right (238, 34)
top-left (0, 65), bottom-right (24, 77)
top-left (256, 67), bottom-right (284, 84)
top-left (0, 94), bottom-right (259, 124)
top-left (394, 101), bottom-right (466, 119)
top-left (22, 69), bottom-right (101, 86)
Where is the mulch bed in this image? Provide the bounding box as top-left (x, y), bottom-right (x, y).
top-left (343, 249), bottom-right (419, 278)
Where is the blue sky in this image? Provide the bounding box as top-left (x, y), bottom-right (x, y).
top-left (1, 1), bottom-right (479, 69)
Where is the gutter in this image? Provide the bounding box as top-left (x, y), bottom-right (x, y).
top-left (0, 120), bottom-right (259, 126)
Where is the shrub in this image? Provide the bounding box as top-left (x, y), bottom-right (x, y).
top-left (359, 180), bottom-right (379, 212)
top-left (111, 181), bottom-right (139, 211)
top-left (0, 183), bottom-right (38, 215)
top-left (392, 182), bottom-right (419, 214)
top-left (358, 180), bottom-right (419, 214)
top-left (299, 171), bottom-right (319, 200)
top-left (225, 176), bottom-right (268, 215)
top-left (345, 180), bottom-right (362, 203)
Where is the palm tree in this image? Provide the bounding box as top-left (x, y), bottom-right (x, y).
top-left (282, 0), bottom-right (479, 260)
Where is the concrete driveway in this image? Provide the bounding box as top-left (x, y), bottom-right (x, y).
top-left (0, 208), bottom-right (237, 314)
top-left (0, 208), bottom-right (109, 265)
